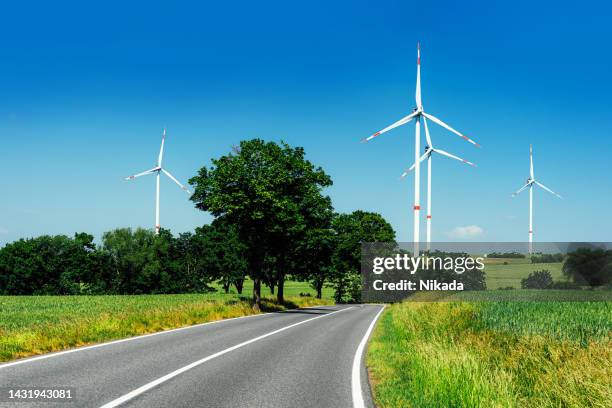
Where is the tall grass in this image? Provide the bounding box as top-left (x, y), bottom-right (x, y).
top-left (367, 297), bottom-right (611, 408)
top-left (0, 285), bottom-right (332, 362)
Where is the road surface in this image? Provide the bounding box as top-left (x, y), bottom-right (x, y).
top-left (0, 304), bottom-right (384, 408)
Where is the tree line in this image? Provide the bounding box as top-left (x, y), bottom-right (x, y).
top-left (0, 139), bottom-right (396, 308)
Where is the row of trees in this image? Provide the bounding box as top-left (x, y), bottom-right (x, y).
top-left (531, 253), bottom-right (564, 263)
top-left (0, 226), bottom-right (241, 296)
top-left (0, 210), bottom-right (394, 302)
top-left (1, 139), bottom-right (397, 307)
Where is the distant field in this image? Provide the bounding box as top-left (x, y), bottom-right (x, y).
top-left (483, 257), bottom-right (566, 289)
top-left (0, 280), bottom-right (333, 362)
top-left (367, 291), bottom-right (611, 408)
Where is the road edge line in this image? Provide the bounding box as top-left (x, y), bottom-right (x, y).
top-left (351, 305), bottom-right (386, 408)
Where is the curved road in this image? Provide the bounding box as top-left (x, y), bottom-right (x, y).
top-left (0, 305), bottom-right (384, 408)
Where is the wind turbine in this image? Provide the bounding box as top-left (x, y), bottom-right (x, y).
top-left (361, 43), bottom-right (480, 255)
top-left (400, 117), bottom-right (476, 251)
top-left (125, 128), bottom-right (191, 235)
top-left (511, 144), bottom-right (561, 253)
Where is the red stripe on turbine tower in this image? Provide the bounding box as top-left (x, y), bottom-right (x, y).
top-left (414, 205), bottom-right (420, 210)
top-left (426, 215), bottom-right (431, 219)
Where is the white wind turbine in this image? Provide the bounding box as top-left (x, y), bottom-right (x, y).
top-left (362, 43), bottom-right (480, 255)
top-left (399, 117), bottom-right (476, 251)
top-left (511, 144), bottom-right (561, 253)
top-left (125, 128), bottom-right (191, 235)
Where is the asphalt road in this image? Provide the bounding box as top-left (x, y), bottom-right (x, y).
top-left (0, 304), bottom-right (384, 408)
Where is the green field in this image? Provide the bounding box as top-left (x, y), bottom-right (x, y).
top-left (367, 291), bottom-right (612, 408)
top-left (0, 280), bottom-right (333, 362)
top-left (483, 257), bottom-right (566, 289)
top-left (211, 278), bottom-right (335, 299)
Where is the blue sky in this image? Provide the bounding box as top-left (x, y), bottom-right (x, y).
top-left (1, 0), bottom-right (611, 245)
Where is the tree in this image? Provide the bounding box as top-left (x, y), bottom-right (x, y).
top-left (521, 270), bottom-right (553, 289)
top-left (330, 211), bottom-right (396, 302)
top-left (0, 233), bottom-right (107, 295)
top-left (303, 227), bottom-right (335, 299)
top-left (195, 218), bottom-right (248, 294)
top-left (274, 187), bottom-right (334, 303)
top-left (101, 227), bottom-right (175, 294)
top-left (169, 231), bottom-right (217, 293)
top-left (563, 248), bottom-right (612, 287)
top-left (189, 139), bottom-right (333, 310)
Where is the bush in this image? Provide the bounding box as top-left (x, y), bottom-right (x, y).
top-left (521, 270), bottom-right (553, 289)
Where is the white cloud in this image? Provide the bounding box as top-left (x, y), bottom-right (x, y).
top-left (446, 225), bottom-right (484, 239)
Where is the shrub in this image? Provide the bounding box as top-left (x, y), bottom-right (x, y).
top-left (521, 270), bottom-right (553, 289)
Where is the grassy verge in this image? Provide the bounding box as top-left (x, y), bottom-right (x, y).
top-left (0, 281), bottom-right (333, 362)
top-left (367, 292), bottom-right (611, 407)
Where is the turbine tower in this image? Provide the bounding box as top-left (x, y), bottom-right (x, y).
top-left (400, 117), bottom-right (476, 251)
top-left (362, 43), bottom-right (479, 255)
top-left (125, 128), bottom-right (191, 234)
top-left (511, 144), bottom-right (561, 253)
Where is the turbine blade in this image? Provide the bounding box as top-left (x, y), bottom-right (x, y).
top-left (535, 181), bottom-right (562, 198)
top-left (433, 148), bottom-right (476, 167)
top-left (400, 150), bottom-right (430, 179)
top-left (511, 182), bottom-right (531, 197)
top-left (361, 111), bottom-right (418, 143)
top-left (415, 42), bottom-right (422, 109)
top-left (162, 168), bottom-right (191, 194)
top-left (125, 167), bottom-right (158, 180)
top-left (158, 128), bottom-right (166, 167)
top-left (422, 112), bottom-right (480, 147)
top-left (423, 115), bottom-right (432, 147)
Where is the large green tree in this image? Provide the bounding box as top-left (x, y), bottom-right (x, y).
top-left (189, 139), bottom-right (332, 309)
top-left (195, 218), bottom-right (248, 294)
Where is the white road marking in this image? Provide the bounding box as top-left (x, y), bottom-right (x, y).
top-left (0, 304), bottom-right (337, 370)
top-left (99, 306), bottom-right (354, 408)
top-left (351, 305), bottom-right (385, 408)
